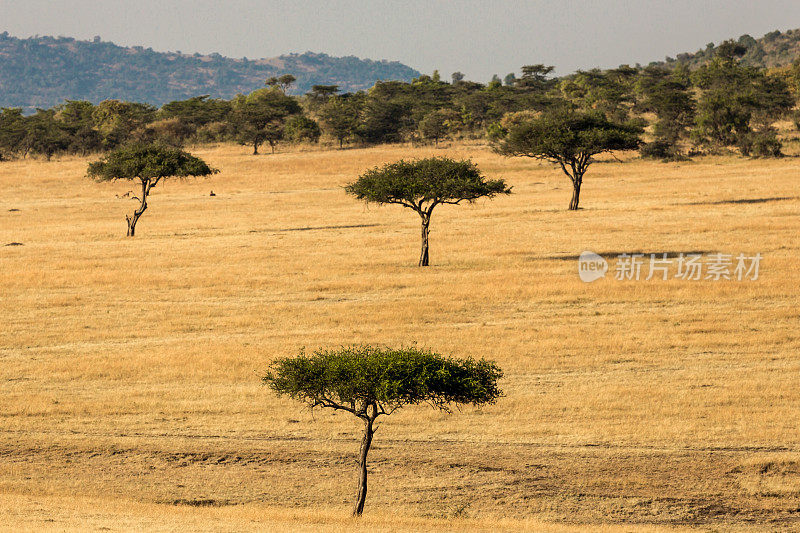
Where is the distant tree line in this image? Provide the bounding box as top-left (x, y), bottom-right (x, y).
top-left (2, 39), bottom-right (800, 161)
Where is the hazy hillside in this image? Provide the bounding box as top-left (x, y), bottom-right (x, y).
top-left (660, 27), bottom-right (800, 69)
top-left (0, 33), bottom-right (420, 111)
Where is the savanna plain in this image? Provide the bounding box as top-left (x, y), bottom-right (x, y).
top-left (1, 141), bottom-right (799, 532)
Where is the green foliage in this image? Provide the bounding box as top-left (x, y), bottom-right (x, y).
top-left (91, 100), bottom-right (156, 149)
top-left (749, 74), bottom-right (794, 129)
top-left (305, 85), bottom-right (340, 112)
top-left (715, 40), bottom-right (748, 61)
top-left (494, 108), bottom-right (641, 209)
top-left (639, 140), bottom-right (688, 161)
top-left (56, 100), bottom-right (103, 154)
top-left (264, 344), bottom-right (502, 516)
top-left (138, 118), bottom-right (195, 147)
top-left (284, 115), bottom-right (321, 143)
top-left (0, 108), bottom-right (27, 158)
top-left (266, 74), bottom-right (297, 94)
top-left (346, 157), bottom-right (510, 265)
top-left (22, 109), bottom-right (71, 160)
top-left (494, 108), bottom-right (642, 162)
top-left (738, 130), bottom-right (783, 157)
top-left (159, 96), bottom-right (232, 131)
top-left (691, 53), bottom-right (792, 153)
top-left (310, 85), bottom-right (339, 98)
top-left (358, 83), bottom-right (414, 143)
top-left (263, 345), bottom-right (503, 415)
top-left (2, 29), bottom-right (797, 164)
top-left (87, 143), bottom-right (217, 236)
top-left (667, 29), bottom-right (800, 70)
top-left (635, 66), bottom-right (695, 157)
top-left (57, 100), bottom-right (95, 129)
top-left (560, 67), bottom-right (638, 121)
top-left (87, 143), bottom-right (217, 182)
top-left (229, 87), bottom-right (302, 153)
top-left (345, 157), bottom-right (510, 211)
top-left (485, 122), bottom-right (507, 143)
top-left (516, 64), bottom-right (557, 93)
top-left (418, 109), bottom-right (459, 145)
top-left (318, 95), bottom-right (362, 147)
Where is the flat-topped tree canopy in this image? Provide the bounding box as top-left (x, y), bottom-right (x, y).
top-left (345, 157), bottom-right (511, 266)
top-left (493, 108), bottom-right (641, 210)
top-left (87, 142), bottom-right (217, 182)
top-left (264, 345), bottom-right (503, 416)
top-left (87, 143), bottom-right (217, 236)
top-left (263, 345), bottom-right (502, 516)
top-left (345, 157), bottom-right (510, 213)
top-left (495, 109), bottom-right (642, 163)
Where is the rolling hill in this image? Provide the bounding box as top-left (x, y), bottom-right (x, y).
top-left (0, 32), bottom-right (420, 111)
top-left (660, 27), bottom-right (800, 69)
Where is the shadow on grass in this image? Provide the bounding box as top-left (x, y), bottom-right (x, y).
top-left (249, 223), bottom-right (382, 234)
top-left (682, 196), bottom-right (797, 206)
top-left (533, 250), bottom-right (715, 261)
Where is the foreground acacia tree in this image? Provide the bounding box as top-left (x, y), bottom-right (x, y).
top-left (88, 143), bottom-right (217, 236)
top-left (494, 109), bottom-right (641, 210)
top-left (345, 157), bottom-right (510, 266)
top-left (263, 345), bottom-right (502, 516)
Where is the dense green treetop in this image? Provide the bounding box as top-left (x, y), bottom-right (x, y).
top-left (493, 109), bottom-right (643, 163)
top-left (263, 345), bottom-right (503, 416)
top-left (345, 157), bottom-right (511, 213)
top-left (87, 143), bottom-right (217, 182)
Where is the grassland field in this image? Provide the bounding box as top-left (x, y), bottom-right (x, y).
top-left (1, 139), bottom-right (799, 531)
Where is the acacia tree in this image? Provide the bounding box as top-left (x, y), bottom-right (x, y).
top-left (345, 157), bottom-right (510, 266)
top-left (691, 42), bottom-right (792, 156)
top-left (22, 109), bottom-right (70, 161)
top-left (87, 143), bottom-right (217, 236)
top-left (318, 96), bottom-right (361, 148)
top-left (230, 87), bottom-right (302, 154)
top-left (418, 109), bottom-right (459, 146)
top-left (266, 74), bottom-right (297, 94)
top-left (635, 66), bottom-right (695, 160)
top-left (263, 345), bottom-right (502, 516)
top-left (0, 108), bottom-right (26, 159)
top-left (91, 100), bottom-right (156, 149)
top-left (493, 109), bottom-right (641, 210)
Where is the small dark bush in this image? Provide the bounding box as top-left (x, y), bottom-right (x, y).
top-left (640, 140), bottom-right (688, 161)
top-left (738, 131), bottom-right (782, 158)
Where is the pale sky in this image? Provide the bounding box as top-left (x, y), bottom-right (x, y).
top-left (3, 0), bottom-right (800, 82)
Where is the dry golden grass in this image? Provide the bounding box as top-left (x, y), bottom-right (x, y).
top-left (1, 141), bottom-right (799, 531)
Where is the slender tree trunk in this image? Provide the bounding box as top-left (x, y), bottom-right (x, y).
top-left (569, 178), bottom-right (582, 210)
top-left (560, 161), bottom-right (587, 211)
top-left (419, 214), bottom-right (430, 267)
top-left (126, 179), bottom-right (149, 237)
top-left (253, 143), bottom-right (259, 155)
top-left (352, 415), bottom-right (375, 516)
